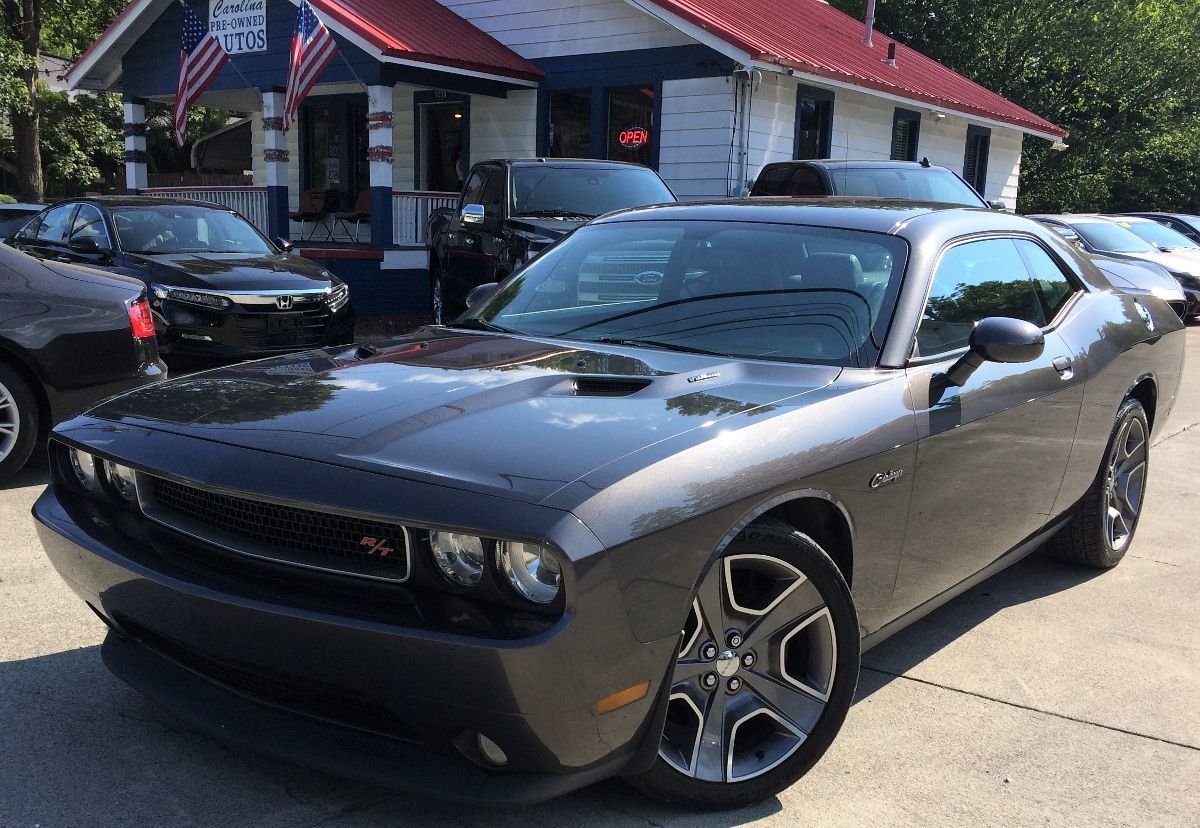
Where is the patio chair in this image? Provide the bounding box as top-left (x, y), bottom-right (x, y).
top-left (289, 189), bottom-right (333, 242)
top-left (332, 190), bottom-right (371, 243)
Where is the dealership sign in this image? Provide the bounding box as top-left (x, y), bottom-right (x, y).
top-left (618, 126), bottom-right (650, 149)
top-left (209, 0), bottom-right (267, 54)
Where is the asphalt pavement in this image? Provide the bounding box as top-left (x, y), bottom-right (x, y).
top-left (1, 327), bottom-right (1197, 827)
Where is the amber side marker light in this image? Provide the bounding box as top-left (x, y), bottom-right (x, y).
top-left (595, 680), bottom-right (650, 715)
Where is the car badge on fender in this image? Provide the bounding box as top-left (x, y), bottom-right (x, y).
top-left (870, 469), bottom-right (905, 489)
top-left (687, 372), bottom-right (720, 384)
top-left (1134, 301), bottom-right (1154, 332)
top-left (276, 295), bottom-right (294, 310)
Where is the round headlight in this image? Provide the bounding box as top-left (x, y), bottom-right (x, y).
top-left (429, 531), bottom-right (485, 587)
top-left (69, 448), bottom-right (97, 491)
top-left (497, 541), bottom-right (561, 604)
top-left (103, 460), bottom-right (138, 502)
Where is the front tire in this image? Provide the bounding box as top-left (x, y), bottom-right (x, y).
top-left (1048, 398), bottom-right (1149, 569)
top-left (0, 363), bottom-right (39, 484)
top-left (631, 520), bottom-right (859, 810)
top-left (430, 268), bottom-right (444, 325)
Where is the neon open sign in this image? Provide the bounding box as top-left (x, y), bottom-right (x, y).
top-left (618, 126), bottom-right (650, 149)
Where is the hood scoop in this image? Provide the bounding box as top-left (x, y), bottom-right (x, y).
top-left (572, 377), bottom-right (652, 397)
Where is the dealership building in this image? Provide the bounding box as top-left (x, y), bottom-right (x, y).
top-left (66, 0), bottom-right (1066, 312)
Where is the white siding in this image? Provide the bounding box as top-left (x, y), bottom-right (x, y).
top-left (744, 73), bottom-right (796, 187)
top-left (827, 87), bottom-right (894, 162)
top-left (392, 85), bottom-right (417, 191)
top-left (658, 76), bottom-right (734, 199)
top-left (986, 127), bottom-right (1024, 208)
top-left (434, 0), bottom-right (692, 59)
top-left (469, 89), bottom-right (538, 163)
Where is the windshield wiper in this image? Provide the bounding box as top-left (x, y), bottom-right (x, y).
top-left (515, 209), bottom-right (595, 220)
top-left (446, 317), bottom-right (514, 333)
top-left (584, 336), bottom-right (729, 357)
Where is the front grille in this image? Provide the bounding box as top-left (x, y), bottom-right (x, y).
top-left (140, 475), bottom-right (411, 582)
top-left (237, 306), bottom-right (332, 348)
top-left (117, 618), bottom-right (421, 742)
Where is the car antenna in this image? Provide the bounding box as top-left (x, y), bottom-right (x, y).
top-left (920, 156), bottom-right (932, 168)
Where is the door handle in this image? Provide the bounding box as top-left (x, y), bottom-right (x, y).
top-left (1052, 356), bottom-right (1073, 379)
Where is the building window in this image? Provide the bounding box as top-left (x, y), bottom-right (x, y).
top-left (963, 125), bottom-right (991, 195)
top-left (607, 86), bottom-right (654, 166)
top-left (301, 100), bottom-right (368, 210)
top-left (890, 108), bottom-right (921, 161)
top-left (795, 86), bottom-right (834, 159)
top-left (548, 90), bottom-right (591, 159)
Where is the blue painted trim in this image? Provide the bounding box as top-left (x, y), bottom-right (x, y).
top-left (412, 91), bottom-right (469, 190)
top-left (370, 186), bottom-right (392, 248)
top-left (266, 185), bottom-right (288, 241)
top-left (794, 84), bottom-right (834, 160)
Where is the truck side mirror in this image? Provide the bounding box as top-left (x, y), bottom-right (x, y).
top-left (461, 204), bottom-right (485, 224)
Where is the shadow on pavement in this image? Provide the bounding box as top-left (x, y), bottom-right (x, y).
top-left (856, 549), bottom-right (1105, 700)
top-left (0, 462), bottom-right (49, 492)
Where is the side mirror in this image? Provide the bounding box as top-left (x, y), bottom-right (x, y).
top-left (67, 236), bottom-right (102, 254)
top-left (461, 203), bottom-right (485, 225)
top-left (945, 316), bottom-right (1044, 386)
top-left (465, 281), bottom-right (499, 309)
top-left (987, 199), bottom-right (1008, 211)
top-left (275, 237), bottom-right (294, 253)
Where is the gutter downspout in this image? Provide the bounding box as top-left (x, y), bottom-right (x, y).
top-left (730, 67), bottom-right (761, 196)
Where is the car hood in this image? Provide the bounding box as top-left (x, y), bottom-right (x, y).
top-left (1103, 249), bottom-right (1200, 278)
top-left (121, 251), bottom-right (336, 292)
top-left (84, 329), bottom-right (840, 503)
top-left (506, 217), bottom-right (588, 241)
top-left (1090, 255), bottom-right (1185, 300)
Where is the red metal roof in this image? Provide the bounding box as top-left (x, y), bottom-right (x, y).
top-left (646, 0), bottom-right (1065, 137)
top-left (309, 0), bottom-right (542, 81)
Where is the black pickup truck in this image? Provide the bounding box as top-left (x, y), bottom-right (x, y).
top-left (426, 159), bottom-right (675, 321)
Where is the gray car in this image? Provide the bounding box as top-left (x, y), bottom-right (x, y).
top-left (34, 200), bottom-right (1185, 809)
top-left (1032, 213), bottom-right (1199, 318)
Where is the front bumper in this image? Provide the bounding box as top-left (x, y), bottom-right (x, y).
top-left (33, 479), bottom-right (674, 803)
top-left (156, 300), bottom-right (356, 361)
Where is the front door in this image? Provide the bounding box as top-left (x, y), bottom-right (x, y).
top-left (420, 101), bottom-right (467, 193)
top-left (891, 236), bottom-right (1085, 611)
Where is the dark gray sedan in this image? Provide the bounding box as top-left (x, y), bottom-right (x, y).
top-left (33, 200), bottom-right (1185, 809)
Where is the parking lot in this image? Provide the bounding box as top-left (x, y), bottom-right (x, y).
top-left (0, 326), bottom-right (1195, 828)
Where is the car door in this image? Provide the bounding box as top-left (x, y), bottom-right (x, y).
top-left (62, 203), bottom-right (116, 267)
top-left (12, 203), bottom-right (79, 262)
top-left (890, 235), bottom-right (1085, 611)
top-left (442, 165), bottom-right (496, 303)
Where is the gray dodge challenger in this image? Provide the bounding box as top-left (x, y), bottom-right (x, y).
top-left (34, 200), bottom-right (1185, 809)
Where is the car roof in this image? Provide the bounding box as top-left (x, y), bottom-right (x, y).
top-left (1123, 211), bottom-right (1200, 221)
top-left (1029, 213), bottom-right (1116, 225)
top-left (51, 195), bottom-right (234, 210)
top-left (763, 159), bottom-right (950, 171)
top-left (490, 158), bottom-right (654, 171)
top-left (592, 197), bottom-right (992, 234)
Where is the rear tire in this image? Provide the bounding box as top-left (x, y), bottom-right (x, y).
top-left (0, 362), bottom-right (39, 484)
top-left (1048, 398), bottom-right (1148, 569)
top-left (630, 520), bottom-right (859, 810)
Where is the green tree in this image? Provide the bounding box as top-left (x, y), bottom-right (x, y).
top-left (37, 87), bottom-right (121, 196)
top-left (1, 0), bottom-right (44, 201)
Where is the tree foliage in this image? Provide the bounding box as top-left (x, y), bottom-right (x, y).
top-left (831, 1), bottom-right (1200, 213)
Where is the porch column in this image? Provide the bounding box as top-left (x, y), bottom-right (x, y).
top-left (367, 84), bottom-right (395, 248)
top-left (123, 98), bottom-right (148, 194)
top-left (261, 89), bottom-right (290, 241)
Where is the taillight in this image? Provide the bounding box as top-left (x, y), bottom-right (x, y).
top-left (128, 298), bottom-right (156, 339)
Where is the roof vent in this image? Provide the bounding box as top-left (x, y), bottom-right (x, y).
top-left (887, 42), bottom-right (897, 67)
top-left (573, 377), bottom-right (651, 397)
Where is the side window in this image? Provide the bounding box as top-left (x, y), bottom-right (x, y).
top-left (459, 169), bottom-right (486, 209)
top-left (915, 238), bottom-right (1045, 356)
top-left (788, 166), bottom-right (824, 196)
top-left (1016, 239), bottom-right (1077, 322)
top-left (70, 204), bottom-right (111, 248)
top-left (31, 204), bottom-right (77, 242)
top-left (478, 170), bottom-right (504, 216)
top-left (752, 165), bottom-right (790, 196)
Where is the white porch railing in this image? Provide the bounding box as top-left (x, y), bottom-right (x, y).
top-left (393, 191), bottom-right (458, 246)
top-left (140, 186), bottom-right (270, 234)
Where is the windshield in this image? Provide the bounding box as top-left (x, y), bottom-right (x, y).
top-left (466, 220), bottom-right (908, 367)
top-left (1117, 219), bottom-right (1199, 250)
top-left (1071, 220), bottom-right (1157, 253)
top-left (828, 167), bottom-right (985, 206)
top-left (510, 166), bottom-right (673, 219)
top-left (111, 205), bottom-right (274, 255)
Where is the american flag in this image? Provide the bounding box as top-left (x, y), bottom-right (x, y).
top-left (173, 4), bottom-right (227, 147)
top-left (283, 0), bottom-right (339, 131)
